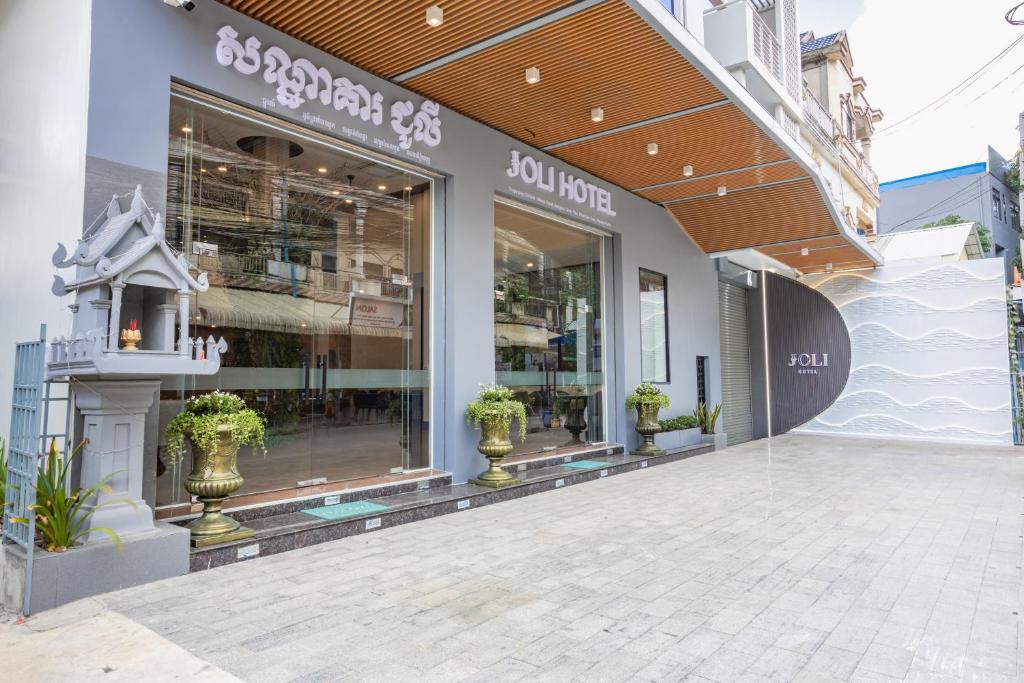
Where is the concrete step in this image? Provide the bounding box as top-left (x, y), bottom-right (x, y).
top-left (188, 442), bottom-right (714, 572)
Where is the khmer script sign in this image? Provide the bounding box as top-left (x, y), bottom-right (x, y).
top-left (215, 25), bottom-right (441, 152)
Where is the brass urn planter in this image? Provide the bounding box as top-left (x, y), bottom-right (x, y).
top-left (184, 425), bottom-right (254, 547)
top-left (562, 396), bottom-right (588, 446)
top-left (632, 404), bottom-right (665, 455)
top-left (470, 418), bottom-right (520, 488)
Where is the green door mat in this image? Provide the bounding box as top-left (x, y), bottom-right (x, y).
top-left (303, 500), bottom-right (389, 521)
top-left (562, 460), bottom-right (608, 470)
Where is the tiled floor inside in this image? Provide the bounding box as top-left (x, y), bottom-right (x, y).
top-left (70, 435), bottom-right (1024, 680)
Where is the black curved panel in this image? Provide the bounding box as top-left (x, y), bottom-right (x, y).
top-left (765, 272), bottom-right (851, 435)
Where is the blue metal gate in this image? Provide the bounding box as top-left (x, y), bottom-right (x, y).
top-left (3, 325), bottom-right (48, 614)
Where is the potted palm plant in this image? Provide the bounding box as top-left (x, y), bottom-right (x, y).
top-left (165, 391), bottom-right (266, 545)
top-left (693, 402), bottom-right (726, 450)
top-left (466, 384), bottom-right (528, 488)
top-left (626, 383), bottom-right (670, 455)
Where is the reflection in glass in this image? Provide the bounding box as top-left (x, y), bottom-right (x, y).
top-left (639, 269), bottom-right (669, 383)
top-left (157, 91), bottom-right (431, 506)
top-left (493, 202), bottom-right (605, 455)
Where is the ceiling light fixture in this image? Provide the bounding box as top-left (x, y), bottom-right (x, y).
top-left (404, 185), bottom-right (413, 191)
top-left (345, 198), bottom-right (353, 204)
top-left (825, 262), bottom-right (834, 272)
top-left (425, 5), bottom-right (444, 27)
top-left (717, 186), bottom-right (727, 196)
top-left (683, 165), bottom-right (693, 177)
top-left (591, 107), bottom-right (604, 123)
top-left (526, 262), bottom-right (535, 268)
top-left (647, 142), bottom-right (658, 156)
top-left (317, 167), bottom-right (327, 174)
top-left (332, 190), bottom-right (340, 195)
top-left (181, 125), bottom-right (192, 133)
top-left (378, 184), bottom-right (387, 191)
top-left (524, 67), bottom-right (541, 84)
top-left (800, 247), bottom-right (809, 256)
top-left (217, 165), bottom-right (228, 172)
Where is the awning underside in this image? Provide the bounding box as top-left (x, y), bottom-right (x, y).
top-left (223, 0), bottom-right (881, 274)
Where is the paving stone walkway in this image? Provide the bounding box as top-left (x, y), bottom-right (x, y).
top-left (9, 433), bottom-right (1024, 681)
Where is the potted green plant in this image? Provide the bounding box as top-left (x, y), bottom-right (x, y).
top-left (165, 391), bottom-right (266, 545)
top-left (466, 384), bottom-right (528, 488)
top-left (11, 439), bottom-right (132, 552)
top-left (626, 383), bottom-right (670, 455)
top-left (693, 402), bottom-right (725, 449)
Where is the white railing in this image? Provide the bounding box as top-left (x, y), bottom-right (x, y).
top-left (751, 7), bottom-right (783, 82)
top-left (801, 87), bottom-right (880, 196)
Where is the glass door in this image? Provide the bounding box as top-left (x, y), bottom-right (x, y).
top-left (493, 201), bottom-right (606, 456)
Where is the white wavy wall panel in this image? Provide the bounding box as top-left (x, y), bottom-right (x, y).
top-left (795, 260), bottom-right (1012, 445)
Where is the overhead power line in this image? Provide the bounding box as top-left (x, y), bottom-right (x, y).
top-left (875, 35), bottom-right (1024, 137)
top-left (884, 178), bottom-right (984, 232)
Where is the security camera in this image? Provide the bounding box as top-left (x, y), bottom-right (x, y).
top-left (164, 0), bottom-right (196, 11)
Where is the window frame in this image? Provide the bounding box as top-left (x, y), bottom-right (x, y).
top-left (638, 267), bottom-right (670, 384)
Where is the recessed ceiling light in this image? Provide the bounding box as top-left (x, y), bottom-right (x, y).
top-left (317, 167), bottom-right (328, 174)
top-left (717, 186), bottom-right (727, 196)
top-left (217, 166), bottom-right (228, 172)
top-left (404, 185), bottom-right (413, 191)
top-left (181, 125), bottom-right (192, 133)
top-left (300, 323), bottom-right (307, 328)
top-left (683, 165), bottom-right (693, 177)
top-left (525, 67), bottom-right (541, 84)
top-left (378, 184), bottom-right (387, 191)
top-left (800, 247), bottom-right (809, 256)
top-left (647, 142), bottom-right (658, 156)
top-left (344, 198), bottom-right (353, 204)
top-left (591, 107), bottom-right (604, 123)
top-left (426, 5), bottom-right (443, 27)
top-left (200, 168), bottom-right (207, 173)
top-left (526, 262), bottom-right (535, 268)
top-left (332, 190), bottom-right (340, 195)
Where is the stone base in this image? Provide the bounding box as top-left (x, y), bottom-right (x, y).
top-left (630, 447), bottom-right (665, 456)
top-left (470, 477), bottom-right (521, 488)
top-left (0, 522), bottom-right (189, 614)
top-left (190, 526), bottom-right (255, 548)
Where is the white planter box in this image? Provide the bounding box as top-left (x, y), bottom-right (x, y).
top-left (702, 432), bottom-right (729, 451)
top-left (653, 427), bottom-right (702, 451)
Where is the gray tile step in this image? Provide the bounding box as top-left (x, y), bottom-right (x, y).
top-left (188, 442), bottom-right (714, 572)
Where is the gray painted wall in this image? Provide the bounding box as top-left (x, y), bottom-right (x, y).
top-left (74, 0), bottom-right (722, 485)
top-left (0, 0), bottom-right (92, 438)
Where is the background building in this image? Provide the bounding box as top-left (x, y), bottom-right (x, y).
top-left (878, 146), bottom-right (1020, 280)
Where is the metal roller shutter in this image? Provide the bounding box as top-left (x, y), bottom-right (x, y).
top-left (718, 281), bottom-right (753, 446)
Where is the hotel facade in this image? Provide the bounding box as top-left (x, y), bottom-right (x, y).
top-left (2, 0), bottom-right (1012, 611)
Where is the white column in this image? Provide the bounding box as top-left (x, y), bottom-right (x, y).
top-left (157, 303), bottom-right (177, 353)
top-left (74, 379), bottom-right (161, 540)
top-left (107, 282), bottom-right (125, 351)
top-left (680, 0), bottom-right (704, 44)
top-left (178, 290), bottom-right (190, 357)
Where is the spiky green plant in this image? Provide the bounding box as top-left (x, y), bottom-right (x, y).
top-left (10, 439), bottom-right (133, 552)
top-left (693, 402), bottom-right (722, 435)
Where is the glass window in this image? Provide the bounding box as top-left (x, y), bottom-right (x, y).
top-left (639, 269), bottom-right (669, 383)
top-left (494, 202), bottom-right (605, 455)
top-left (157, 90), bottom-right (432, 507)
top-left (993, 188), bottom-right (1004, 221)
top-left (696, 356), bottom-right (708, 405)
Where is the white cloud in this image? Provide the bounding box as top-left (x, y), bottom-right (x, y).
top-left (846, 0), bottom-right (1022, 181)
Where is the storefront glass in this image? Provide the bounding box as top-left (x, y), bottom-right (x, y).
top-left (493, 201), bottom-right (605, 455)
top-left (157, 90), bottom-right (432, 506)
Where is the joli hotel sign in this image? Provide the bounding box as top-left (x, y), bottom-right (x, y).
top-left (506, 150), bottom-right (617, 223)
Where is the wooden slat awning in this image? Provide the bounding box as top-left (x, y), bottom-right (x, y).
top-left (222, 0), bottom-right (882, 274)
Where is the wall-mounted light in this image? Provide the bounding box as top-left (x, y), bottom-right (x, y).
top-left (425, 5), bottom-right (444, 27)
top-left (525, 67), bottom-right (541, 84)
top-left (717, 186), bottom-right (727, 196)
top-left (683, 165), bottom-right (694, 177)
top-left (591, 107), bottom-right (604, 123)
top-left (647, 142), bottom-right (659, 156)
